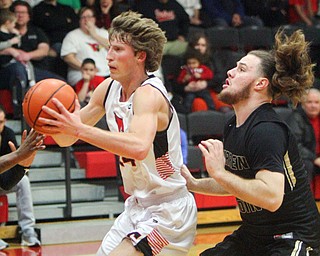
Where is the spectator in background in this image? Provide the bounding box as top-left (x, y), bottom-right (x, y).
top-left (241, 0), bottom-right (289, 27)
top-left (288, 0), bottom-right (319, 26)
top-left (133, 0), bottom-right (190, 56)
top-left (177, 47), bottom-right (215, 113)
top-left (0, 0), bottom-right (12, 9)
top-left (0, 1), bottom-right (64, 118)
top-left (188, 32), bottom-right (233, 112)
top-left (175, 0), bottom-right (210, 27)
top-left (10, 0), bottom-right (65, 79)
top-left (93, 0), bottom-right (121, 29)
top-left (32, 0), bottom-right (79, 77)
top-left (61, 7), bottom-right (109, 86)
top-left (0, 106), bottom-right (44, 250)
top-left (75, 58), bottom-right (105, 106)
top-left (202, 0), bottom-right (264, 27)
top-left (0, 9), bottom-right (20, 52)
top-left (287, 88), bottom-right (320, 184)
top-left (32, 0), bottom-right (79, 58)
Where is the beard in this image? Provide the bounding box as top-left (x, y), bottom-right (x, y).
top-left (218, 84), bottom-right (251, 105)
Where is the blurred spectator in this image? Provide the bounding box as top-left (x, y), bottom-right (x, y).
top-left (202, 0), bottom-right (264, 27)
top-left (188, 32), bottom-right (233, 112)
top-left (287, 88), bottom-right (320, 184)
top-left (177, 47), bottom-right (215, 113)
top-left (32, 0), bottom-right (79, 58)
top-left (93, 0), bottom-right (121, 29)
top-left (10, 0), bottom-right (65, 79)
top-left (75, 58), bottom-right (105, 106)
top-left (0, 0), bottom-right (12, 9)
top-left (241, 0), bottom-right (289, 27)
top-left (133, 0), bottom-right (190, 56)
top-left (0, 1), bottom-right (64, 118)
top-left (175, 0), bottom-right (210, 27)
top-left (61, 7), bottom-right (109, 86)
top-left (0, 9), bottom-right (20, 52)
top-left (288, 0), bottom-right (319, 26)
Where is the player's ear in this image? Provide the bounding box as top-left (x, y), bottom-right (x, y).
top-left (136, 51), bottom-right (146, 62)
top-left (255, 77), bottom-right (269, 91)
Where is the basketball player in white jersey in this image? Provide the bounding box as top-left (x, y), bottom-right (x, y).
top-left (39, 11), bottom-right (197, 256)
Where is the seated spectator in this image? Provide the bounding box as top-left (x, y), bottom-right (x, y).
top-left (0, 1), bottom-right (65, 118)
top-left (202, 0), bottom-right (264, 27)
top-left (32, 0), bottom-right (79, 77)
top-left (242, 0), bottom-right (289, 27)
top-left (0, 9), bottom-right (20, 52)
top-left (287, 88), bottom-right (320, 185)
top-left (188, 32), bottom-right (233, 112)
top-left (288, 0), bottom-right (319, 26)
top-left (75, 58), bottom-right (105, 106)
top-left (93, 0), bottom-right (121, 29)
top-left (61, 7), bottom-right (109, 86)
top-left (133, 0), bottom-right (190, 57)
top-left (0, 106), bottom-right (42, 249)
top-left (175, 0), bottom-right (205, 27)
top-left (177, 47), bottom-right (215, 113)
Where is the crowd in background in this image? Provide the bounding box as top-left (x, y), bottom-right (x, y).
top-left (1, 0), bottom-right (320, 118)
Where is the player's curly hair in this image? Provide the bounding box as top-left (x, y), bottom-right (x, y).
top-left (109, 11), bottom-right (167, 72)
top-left (249, 29), bottom-right (315, 106)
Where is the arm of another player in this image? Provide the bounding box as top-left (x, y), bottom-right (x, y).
top-left (199, 139), bottom-right (284, 212)
top-left (0, 129), bottom-right (45, 174)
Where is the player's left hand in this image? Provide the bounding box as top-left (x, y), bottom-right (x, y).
top-left (198, 139), bottom-right (226, 178)
top-left (39, 98), bottom-right (82, 136)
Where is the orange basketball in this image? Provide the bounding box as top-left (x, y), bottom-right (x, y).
top-left (22, 78), bottom-right (78, 134)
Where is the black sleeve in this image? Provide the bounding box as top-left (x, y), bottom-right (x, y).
top-left (0, 165), bottom-right (25, 191)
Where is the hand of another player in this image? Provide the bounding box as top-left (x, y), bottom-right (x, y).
top-left (198, 139), bottom-right (226, 179)
top-left (9, 129), bottom-right (46, 167)
top-left (180, 164), bottom-right (198, 191)
top-left (39, 98), bottom-right (82, 137)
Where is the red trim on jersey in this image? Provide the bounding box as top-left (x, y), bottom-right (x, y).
top-left (147, 229), bottom-right (169, 255)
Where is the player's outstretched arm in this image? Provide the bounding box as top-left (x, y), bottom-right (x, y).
top-left (0, 129), bottom-right (45, 174)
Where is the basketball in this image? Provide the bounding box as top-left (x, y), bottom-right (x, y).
top-left (22, 78), bottom-right (78, 134)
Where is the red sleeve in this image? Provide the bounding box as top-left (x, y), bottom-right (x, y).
top-left (199, 64), bottom-right (214, 80)
top-left (92, 76), bottom-right (105, 89)
top-left (75, 79), bottom-right (84, 94)
top-left (177, 69), bottom-right (188, 84)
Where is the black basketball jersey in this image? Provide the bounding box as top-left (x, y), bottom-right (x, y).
top-left (223, 103), bottom-right (320, 247)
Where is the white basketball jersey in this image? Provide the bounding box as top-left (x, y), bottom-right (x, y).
top-left (104, 76), bottom-right (186, 201)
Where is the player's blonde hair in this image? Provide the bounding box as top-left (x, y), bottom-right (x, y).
top-left (109, 11), bottom-right (167, 72)
top-left (249, 29), bottom-right (315, 106)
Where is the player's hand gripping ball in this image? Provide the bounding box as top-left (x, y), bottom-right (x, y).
top-left (22, 78), bottom-right (78, 134)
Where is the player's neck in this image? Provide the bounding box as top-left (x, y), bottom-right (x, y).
top-left (234, 99), bottom-right (271, 127)
top-left (120, 73), bottom-right (149, 101)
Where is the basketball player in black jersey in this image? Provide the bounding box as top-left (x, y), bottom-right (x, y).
top-left (182, 29), bottom-right (320, 255)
